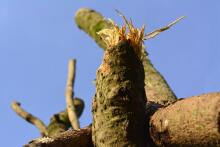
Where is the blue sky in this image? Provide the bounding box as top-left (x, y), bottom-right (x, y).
top-left (1, 1), bottom-right (220, 146)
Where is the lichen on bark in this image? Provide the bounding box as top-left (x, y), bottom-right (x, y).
top-left (92, 40), bottom-right (148, 146)
top-left (75, 8), bottom-right (111, 49)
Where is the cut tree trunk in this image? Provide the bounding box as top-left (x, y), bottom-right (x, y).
top-left (92, 40), bottom-right (148, 146)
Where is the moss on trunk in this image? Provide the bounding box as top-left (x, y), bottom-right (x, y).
top-left (92, 40), bottom-right (148, 146)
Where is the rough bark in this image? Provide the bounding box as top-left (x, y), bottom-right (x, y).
top-left (24, 125), bottom-right (92, 147)
top-left (150, 92), bottom-right (220, 147)
top-left (92, 40), bottom-right (148, 146)
top-left (24, 92), bottom-right (220, 147)
top-left (75, 8), bottom-right (177, 105)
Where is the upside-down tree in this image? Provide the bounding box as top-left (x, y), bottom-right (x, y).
top-left (11, 8), bottom-right (220, 147)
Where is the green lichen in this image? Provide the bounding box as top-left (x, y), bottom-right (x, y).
top-left (75, 8), bottom-right (111, 49)
top-left (47, 111), bottom-right (70, 137)
top-left (92, 41), bottom-right (147, 146)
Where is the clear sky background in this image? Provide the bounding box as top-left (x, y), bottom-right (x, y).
top-left (1, 1), bottom-right (220, 146)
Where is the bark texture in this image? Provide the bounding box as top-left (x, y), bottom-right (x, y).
top-left (92, 40), bottom-right (148, 146)
top-left (150, 92), bottom-right (220, 147)
top-left (24, 125), bottom-right (92, 147)
top-left (75, 8), bottom-right (177, 105)
top-left (24, 92), bottom-right (220, 147)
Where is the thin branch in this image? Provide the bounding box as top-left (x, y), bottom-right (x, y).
top-left (11, 101), bottom-right (48, 136)
top-left (66, 59), bottom-right (80, 130)
top-left (144, 16), bottom-right (185, 40)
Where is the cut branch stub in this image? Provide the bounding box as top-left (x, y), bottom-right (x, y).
top-left (75, 8), bottom-right (178, 105)
top-left (92, 40), bottom-right (148, 146)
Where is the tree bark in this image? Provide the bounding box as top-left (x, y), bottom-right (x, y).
top-left (24, 125), bottom-right (92, 147)
top-left (25, 93), bottom-right (220, 147)
top-left (150, 92), bottom-right (220, 147)
top-left (92, 40), bottom-right (148, 146)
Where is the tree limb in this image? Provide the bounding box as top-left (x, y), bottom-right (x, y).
top-left (65, 59), bottom-right (80, 130)
top-left (24, 125), bottom-right (93, 147)
top-left (24, 92), bottom-right (220, 146)
top-left (46, 110), bottom-right (70, 137)
top-left (75, 8), bottom-right (112, 49)
top-left (11, 101), bottom-right (48, 136)
top-left (47, 97), bottom-right (84, 137)
top-left (150, 92), bottom-right (220, 146)
top-left (144, 16), bottom-right (185, 40)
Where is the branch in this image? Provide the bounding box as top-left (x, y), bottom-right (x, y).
top-left (24, 125), bottom-right (93, 147)
top-left (47, 110), bottom-right (70, 137)
top-left (150, 92), bottom-right (220, 146)
top-left (11, 101), bottom-right (48, 136)
top-left (75, 8), bottom-right (112, 49)
top-left (47, 98), bottom-right (84, 137)
top-left (24, 92), bottom-right (220, 146)
top-left (144, 16), bottom-right (185, 40)
top-left (66, 59), bottom-right (80, 130)
top-left (75, 8), bottom-right (177, 105)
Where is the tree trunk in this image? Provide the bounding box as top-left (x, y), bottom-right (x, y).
top-left (92, 40), bottom-right (148, 146)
